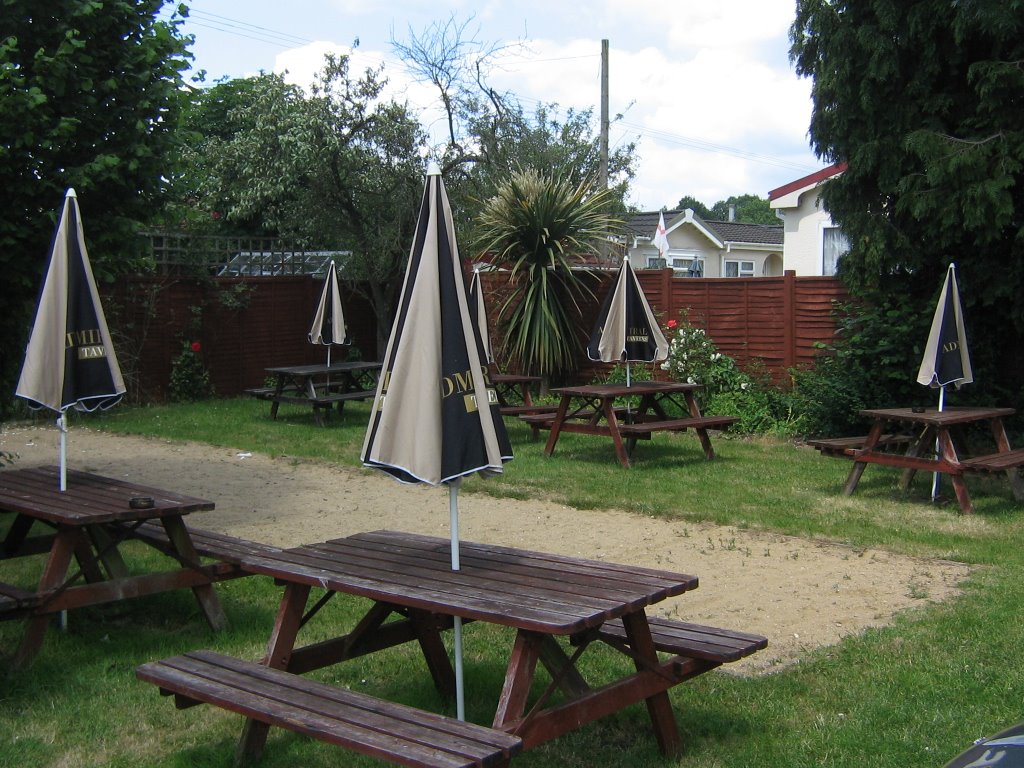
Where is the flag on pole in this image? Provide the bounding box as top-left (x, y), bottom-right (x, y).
top-left (652, 212), bottom-right (670, 260)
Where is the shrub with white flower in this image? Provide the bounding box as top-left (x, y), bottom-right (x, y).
top-left (661, 312), bottom-right (800, 436)
top-left (661, 315), bottom-right (750, 400)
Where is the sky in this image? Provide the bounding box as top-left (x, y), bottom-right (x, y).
top-left (165, 0), bottom-right (826, 213)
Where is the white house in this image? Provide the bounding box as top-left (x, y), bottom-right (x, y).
top-left (623, 208), bottom-right (784, 277)
top-left (768, 162), bottom-right (848, 276)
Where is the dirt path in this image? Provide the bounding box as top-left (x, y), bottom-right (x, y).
top-left (0, 423), bottom-right (973, 674)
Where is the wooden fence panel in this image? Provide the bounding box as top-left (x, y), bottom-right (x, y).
top-left (104, 270), bottom-right (847, 401)
top-left (103, 276), bottom-right (377, 402)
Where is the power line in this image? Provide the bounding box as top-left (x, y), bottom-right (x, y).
top-left (512, 91), bottom-right (815, 175)
top-left (621, 120), bottom-right (817, 173)
top-left (188, 10), bottom-right (313, 47)
top-left (160, 6), bottom-right (316, 50)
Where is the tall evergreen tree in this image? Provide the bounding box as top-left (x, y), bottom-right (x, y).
top-left (791, 0), bottom-right (1024, 406)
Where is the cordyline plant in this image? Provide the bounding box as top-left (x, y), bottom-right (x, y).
top-left (475, 168), bottom-right (619, 383)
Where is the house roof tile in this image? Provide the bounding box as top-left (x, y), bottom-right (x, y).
top-left (624, 210), bottom-right (782, 247)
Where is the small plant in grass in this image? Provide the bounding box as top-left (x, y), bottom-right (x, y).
top-left (168, 340), bottom-right (214, 402)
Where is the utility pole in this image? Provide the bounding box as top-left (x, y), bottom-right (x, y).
top-left (600, 39), bottom-right (609, 192)
top-left (599, 39), bottom-right (611, 263)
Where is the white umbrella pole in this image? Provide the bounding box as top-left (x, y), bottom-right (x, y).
top-left (57, 411), bottom-right (69, 630)
top-left (449, 480), bottom-right (465, 721)
top-left (932, 386), bottom-right (945, 501)
top-left (625, 362), bottom-right (634, 420)
top-left (58, 413), bottom-right (67, 492)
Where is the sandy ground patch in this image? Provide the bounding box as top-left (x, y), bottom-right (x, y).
top-left (0, 424), bottom-right (973, 673)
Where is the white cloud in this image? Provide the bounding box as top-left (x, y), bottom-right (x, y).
top-left (194, 0), bottom-right (822, 212)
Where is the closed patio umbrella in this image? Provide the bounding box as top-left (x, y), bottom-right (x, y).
top-left (468, 267), bottom-right (494, 365)
top-left (308, 259), bottom-right (350, 365)
top-left (587, 255), bottom-right (669, 386)
top-left (916, 262), bottom-right (973, 500)
top-left (362, 165), bottom-right (512, 720)
top-left (16, 188), bottom-right (126, 491)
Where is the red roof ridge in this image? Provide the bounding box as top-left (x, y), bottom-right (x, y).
top-left (768, 162), bottom-right (848, 201)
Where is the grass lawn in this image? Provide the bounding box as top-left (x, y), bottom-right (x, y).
top-left (2, 396), bottom-right (1023, 767)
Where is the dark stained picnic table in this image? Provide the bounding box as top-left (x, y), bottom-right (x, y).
top-left (250, 360), bottom-right (382, 426)
top-left (523, 380), bottom-right (738, 467)
top-left (809, 406), bottom-right (1024, 513)
top-left (0, 466), bottom-right (227, 667)
top-left (488, 372), bottom-right (543, 416)
top-left (225, 529), bottom-right (766, 759)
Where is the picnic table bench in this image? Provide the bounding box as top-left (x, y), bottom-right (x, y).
top-left (960, 448), bottom-right (1024, 473)
top-left (592, 615), bottom-right (768, 664)
top-left (615, 415), bottom-right (739, 437)
top-left (806, 433), bottom-right (916, 457)
top-left (137, 650), bottom-right (522, 768)
top-left (244, 385), bottom-right (299, 400)
top-left (128, 520), bottom-right (281, 576)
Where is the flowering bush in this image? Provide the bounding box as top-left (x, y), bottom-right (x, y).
top-left (660, 316), bottom-right (750, 401)
top-left (660, 314), bottom-right (799, 436)
top-left (168, 340), bottom-right (214, 402)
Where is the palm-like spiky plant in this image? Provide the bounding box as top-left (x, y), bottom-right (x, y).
top-left (476, 169), bottom-right (619, 382)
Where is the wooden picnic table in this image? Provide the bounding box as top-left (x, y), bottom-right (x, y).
top-left (137, 530), bottom-right (766, 765)
top-left (489, 372), bottom-right (544, 416)
top-left (248, 360), bottom-right (382, 426)
top-left (808, 406), bottom-right (1024, 514)
top-left (523, 380), bottom-right (737, 467)
top-left (0, 466), bottom-right (229, 668)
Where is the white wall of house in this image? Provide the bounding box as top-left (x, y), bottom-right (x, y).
top-left (769, 164), bottom-right (848, 276)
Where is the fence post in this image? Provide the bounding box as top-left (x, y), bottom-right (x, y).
top-left (661, 267), bottom-right (673, 320)
top-left (782, 269), bottom-right (796, 371)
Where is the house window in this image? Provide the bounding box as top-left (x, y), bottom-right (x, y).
top-left (822, 226), bottom-right (849, 276)
top-left (724, 260), bottom-right (755, 277)
top-left (668, 253), bottom-right (700, 276)
top-left (646, 257), bottom-right (667, 269)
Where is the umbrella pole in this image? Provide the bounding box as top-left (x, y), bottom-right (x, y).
top-left (932, 386), bottom-right (945, 501)
top-left (57, 412), bottom-right (70, 629)
top-left (58, 412), bottom-right (67, 492)
top-left (449, 480), bottom-right (465, 721)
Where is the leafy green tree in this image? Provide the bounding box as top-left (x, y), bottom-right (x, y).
top-left (187, 56), bottom-right (428, 353)
top-left (157, 76), bottom-right (270, 233)
top-left (391, 16), bottom-right (637, 225)
top-left (475, 169), bottom-right (619, 382)
top-left (673, 194), bottom-right (775, 223)
top-left (675, 196), bottom-right (712, 219)
top-left (0, 0), bottom-right (191, 414)
top-left (790, 0), bottom-right (1024, 409)
top-left (456, 102), bottom-right (636, 231)
top-left (708, 194), bottom-right (777, 224)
